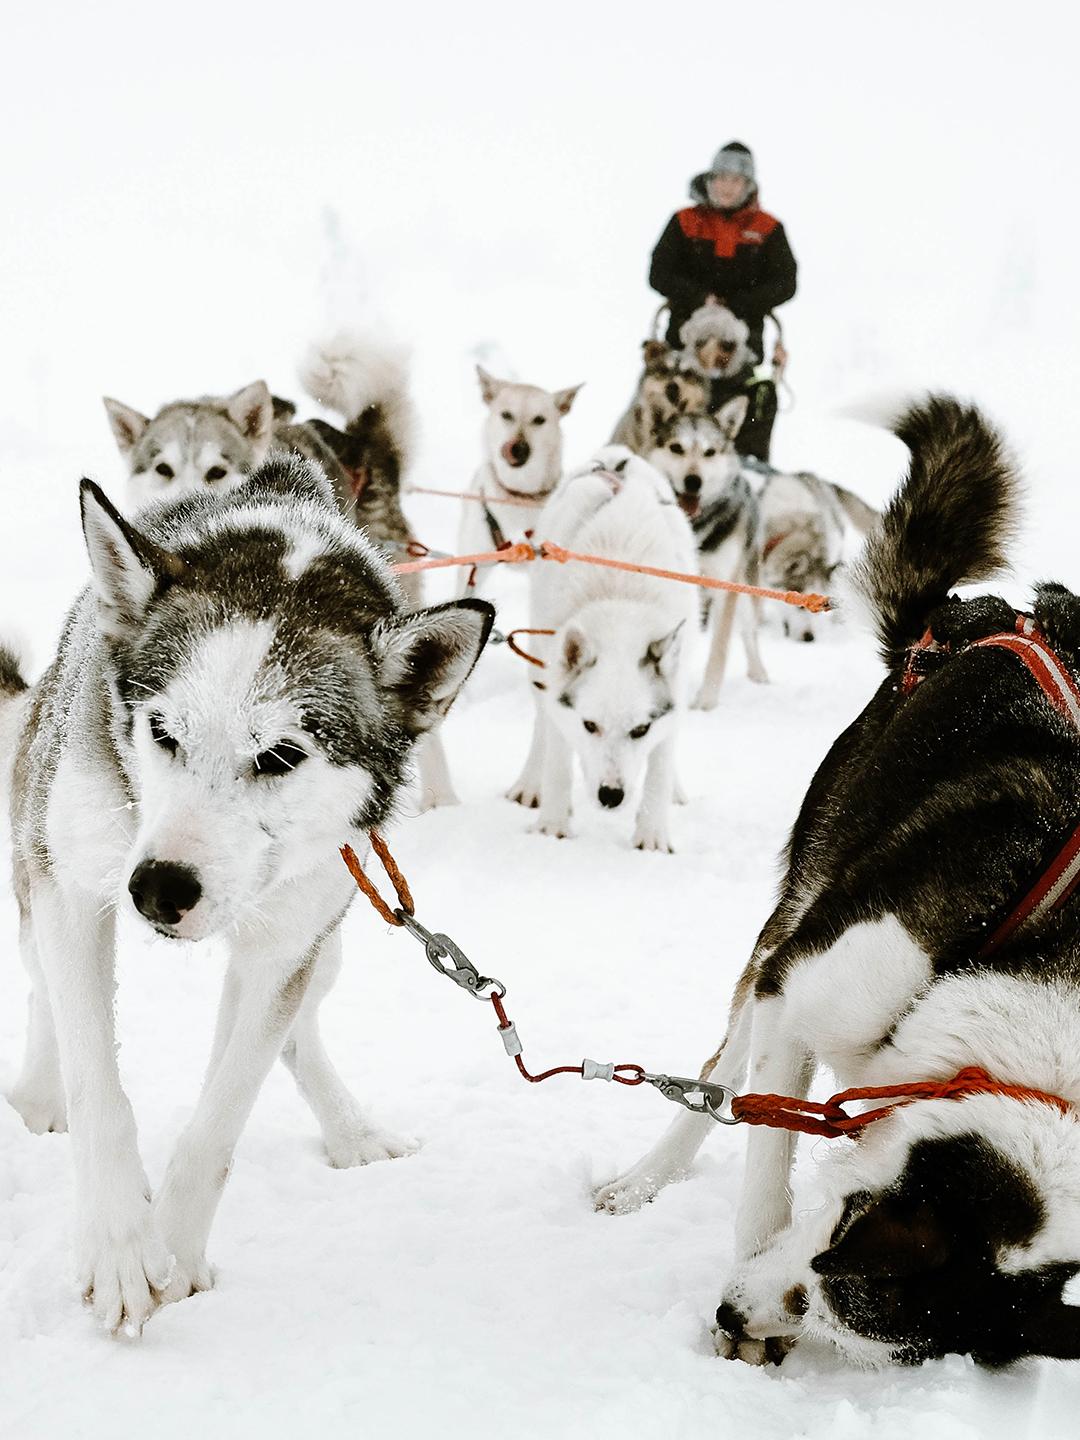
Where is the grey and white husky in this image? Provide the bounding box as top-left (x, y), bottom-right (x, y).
top-left (508, 445), bottom-right (698, 852)
top-left (3, 458), bottom-right (492, 1334)
top-left (649, 402), bottom-right (768, 707)
top-left (457, 365), bottom-right (582, 581)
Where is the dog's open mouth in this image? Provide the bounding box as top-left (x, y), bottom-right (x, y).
top-left (677, 493), bottom-right (701, 519)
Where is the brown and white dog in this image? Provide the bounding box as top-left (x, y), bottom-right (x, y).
top-left (609, 340), bottom-right (710, 457)
top-left (458, 365), bottom-right (582, 586)
top-left (599, 397), bottom-right (1080, 1367)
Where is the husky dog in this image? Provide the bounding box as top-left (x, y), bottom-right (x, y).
top-left (610, 340), bottom-right (711, 456)
top-left (4, 458), bottom-right (493, 1334)
top-left (508, 446), bottom-right (698, 852)
top-left (679, 303), bottom-right (756, 385)
top-left (598, 397), bottom-right (1080, 1367)
top-left (649, 403), bottom-right (768, 706)
top-left (458, 365), bottom-right (582, 579)
top-left (756, 467), bottom-right (879, 643)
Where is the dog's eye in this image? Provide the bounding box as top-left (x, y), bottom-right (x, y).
top-left (614, 458), bottom-right (628, 473)
top-left (155, 462), bottom-right (175, 479)
top-left (628, 722), bottom-right (652, 740)
top-left (531, 415), bottom-right (547, 427)
top-left (148, 713), bottom-right (178, 756)
top-left (253, 741), bottom-right (308, 777)
top-left (704, 449), bottom-right (716, 458)
top-left (669, 442), bottom-right (684, 456)
top-left (205, 465), bottom-right (227, 482)
top-left (582, 719), bottom-right (601, 736)
top-left (500, 410), bottom-right (513, 422)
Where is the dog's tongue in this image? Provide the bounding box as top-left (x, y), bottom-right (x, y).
top-left (678, 494), bottom-right (700, 518)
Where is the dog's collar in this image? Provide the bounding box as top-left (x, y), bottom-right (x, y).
top-left (902, 613), bottom-right (1080, 957)
top-left (490, 470), bottom-right (557, 505)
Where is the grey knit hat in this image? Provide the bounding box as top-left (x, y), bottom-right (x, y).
top-left (690, 141), bottom-right (757, 206)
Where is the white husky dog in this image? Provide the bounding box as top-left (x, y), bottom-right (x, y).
top-left (458, 365), bottom-right (582, 583)
top-left (3, 457), bottom-right (492, 1334)
top-left (508, 446), bottom-right (698, 852)
top-left (649, 402), bottom-right (768, 707)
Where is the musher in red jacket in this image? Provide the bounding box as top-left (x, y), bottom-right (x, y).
top-left (649, 142), bottom-right (797, 460)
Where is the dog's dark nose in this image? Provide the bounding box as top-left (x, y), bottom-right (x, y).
top-left (598, 785), bottom-right (624, 809)
top-left (509, 440), bottom-right (530, 466)
top-left (684, 474), bottom-right (702, 494)
top-left (128, 860), bottom-right (202, 928)
top-left (665, 380), bottom-right (681, 404)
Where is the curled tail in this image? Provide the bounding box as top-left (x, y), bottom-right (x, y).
top-left (851, 395), bottom-right (1020, 667)
top-left (299, 330), bottom-right (417, 476)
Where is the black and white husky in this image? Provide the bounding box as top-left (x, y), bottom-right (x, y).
top-left (599, 396), bottom-right (1080, 1366)
top-left (3, 459), bottom-right (492, 1334)
top-left (649, 403), bottom-right (768, 706)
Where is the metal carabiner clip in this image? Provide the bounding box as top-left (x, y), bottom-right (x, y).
top-left (643, 1072), bottom-right (741, 1125)
top-left (395, 911), bottom-right (506, 1000)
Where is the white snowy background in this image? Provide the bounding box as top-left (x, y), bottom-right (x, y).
top-left (1, 3), bottom-right (1079, 1436)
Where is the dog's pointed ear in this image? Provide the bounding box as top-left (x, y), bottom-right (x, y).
top-left (553, 383), bottom-right (584, 417)
top-left (103, 397), bottom-right (151, 457)
top-left (642, 620), bottom-right (685, 677)
top-left (715, 394), bottom-right (749, 442)
top-left (476, 365), bottom-right (506, 406)
top-left (80, 480), bottom-right (188, 640)
top-left (561, 624), bottom-right (595, 677)
top-left (373, 598), bottom-right (494, 736)
top-left (642, 340), bottom-right (669, 364)
top-left (224, 380), bottom-right (274, 456)
top-left (811, 1195), bottom-right (950, 1280)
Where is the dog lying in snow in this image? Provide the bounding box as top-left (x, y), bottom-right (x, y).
top-left (458, 364), bottom-right (582, 585)
top-left (3, 458), bottom-right (492, 1333)
top-left (648, 402), bottom-right (768, 706)
top-left (598, 396), bottom-right (1080, 1366)
top-left (507, 445), bottom-right (698, 852)
top-left (609, 339), bottom-right (710, 457)
top-left (753, 464), bottom-right (879, 643)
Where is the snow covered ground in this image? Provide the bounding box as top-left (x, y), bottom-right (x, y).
top-left (3, 3), bottom-right (1080, 1436)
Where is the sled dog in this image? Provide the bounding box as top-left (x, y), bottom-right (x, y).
top-left (508, 446), bottom-right (697, 852)
top-left (458, 365), bottom-right (582, 583)
top-left (678, 303), bottom-right (756, 386)
top-left (649, 403), bottom-right (768, 706)
top-left (609, 339), bottom-right (710, 456)
top-left (4, 458), bottom-right (493, 1334)
top-left (598, 397), bottom-right (1080, 1367)
top-left (755, 466), bottom-right (879, 642)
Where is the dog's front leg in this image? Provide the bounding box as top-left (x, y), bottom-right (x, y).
top-left (152, 942), bottom-right (320, 1302)
top-left (507, 687), bottom-right (547, 808)
top-left (693, 591), bottom-right (738, 710)
top-left (32, 881), bottom-right (169, 1333)
top-left (533, 715), bottom-right (573, 839)
top-left (632, 733), bottom-right (676, 852)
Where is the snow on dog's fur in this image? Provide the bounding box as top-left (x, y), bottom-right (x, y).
top-left (598, 396), bottom-right (1080, 1367)
top-left (649, 401), bottom-right (768, 705)
top-left (458, 365), bottom-right (582, 587)
top-left (3, 457), bottom-right (492, 1335)
top-left (508, 446), bottom-right (698, 852)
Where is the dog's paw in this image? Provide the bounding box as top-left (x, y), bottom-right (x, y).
top-left (156, 1250), bottom-right (214, 1306)
top-left (594, 1157), bottom-right (682, 1214)
top-left (746, 663), bottom-right (770, 684)
top-left (416, 787), bottom-right (459, 813)
top-left (78, 1204), bottom-right (171, 1336)
top-left (325, 1125), bottom-right (418, 1170)
top-left (712, 1300), bottom-right (795, 1365)
top-left (532, 816), bottom-right (572, 839)
top-left (633, 824), bottom-right (674, 854)
top-left (691, 687), bottom-right (719, 711)
top-left (507, 780), bottom-right (542, 809)
top-left (7, 1084), bottom-right (68, 1135)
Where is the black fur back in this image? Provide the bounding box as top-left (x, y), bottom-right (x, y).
top-left (852, 396), bottom-right (1020, 667)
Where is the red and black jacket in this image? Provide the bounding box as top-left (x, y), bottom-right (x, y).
top-left (649, 198), bottom-right (797, 357)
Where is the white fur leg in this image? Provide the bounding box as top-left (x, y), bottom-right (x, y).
top-left (713, 1224), bottom-right (812, 1365)
top-left (279, 931), bottom-right (416, 1168)
top-left (7, 915), bottom-right (67, 1134)
top-left (507, 690), bottom-right (546, 808)
top-left (595, 1000), bottom-right (752, 1214)
top-left (741, 596), bottom-right (769, 684)
top-left (415, 732), bottom-right (459, 810)
top-left (533, 717), bottom-right (573, 839)
top-left (153, 939), bottom-right (323, 1302)
top-left (693, 591), bottom-right (738, 710)
top-left (632, 734), bottom-right (676, 853)
top-left (32, 882), bottom-right (168, 1334)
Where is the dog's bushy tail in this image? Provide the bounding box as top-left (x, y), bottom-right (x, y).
top-left (850, 395), bottom-right (1020, 668)
top-left (300, 330), bottom-right (417, 470)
